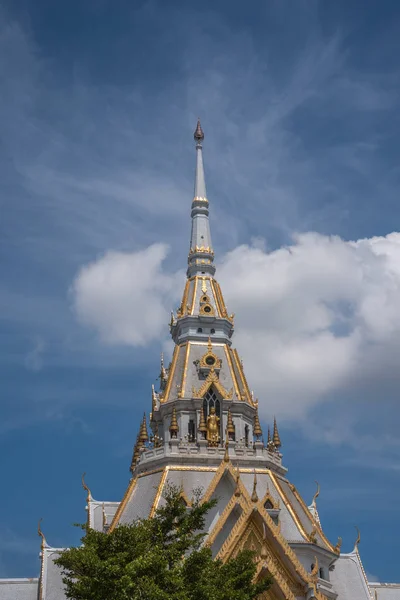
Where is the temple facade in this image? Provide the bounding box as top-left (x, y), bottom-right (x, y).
top-left (1, 122), bottom-right (399, 600)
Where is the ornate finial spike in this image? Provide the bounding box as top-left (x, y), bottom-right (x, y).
top-left (198, 407), bottom-right (207, 436)
top-left (139, 413), bottom-right (149, 444)
top-left (267, 426), bottom-right (271, 444)
top-left (253, 406), bottom-right (263, 440)
top-left (130, 433), bottom-right (141, 473)
top-left (169, 407), bottom-right (179, 438)
top-left (37, 518), bottom-right (47, 551)
top-left (194, 119), bottom-right (204, 142)
top-left (226, 409), bottom-right (235, 437)
top-left (81, 472), bottom-right (92, 503)
top-left (251, 470), bottom-right (259, 503)
top-left (223, 435), bottom-right (229, 462)
top-left (334, 536), bottom-right (342, 553)
top-left (273, 416), bottom-right (282, 449)
top-left (354, 526), bottom-right (361, 550)
top-left (312, 481), bottom-right (320, 505)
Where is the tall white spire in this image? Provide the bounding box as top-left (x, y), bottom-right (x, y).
top-left (187, 120), bottom-right (215, 278)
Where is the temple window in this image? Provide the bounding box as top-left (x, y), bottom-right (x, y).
top-left (203, 387), bottom-right (221, 419)
top-left (210, 328), bottom-right (215, 334)
top-left (197, 327), bottom-right (203, 333)
top-left (188, 419), bottom-right (196, 442)
top-left (264, 499), bottom-right (274, 510)
top-left (245, 424), bottom-right (249, 447)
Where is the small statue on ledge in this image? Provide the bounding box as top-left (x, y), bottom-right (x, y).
top-left (206, 407), bottom-right (220, 446)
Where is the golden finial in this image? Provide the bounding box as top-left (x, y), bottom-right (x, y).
top-left (169, 407), bottom-right (179, 438)
top-left (170, 311), bottom-right (175, 327)
top-left (223, 435), bottom-right (230, 462)
top-left (334, 536), bottom-right (342, 553)
top-left (160, 353), bottom-right (167, 382)
top-left (194, 119), bottom-right (204, 142)
top-left (310, 556), bottom-right (319, 579)
top-left (234, 464), bottom-right (241, 497)
top-left (37, 518), bottom-right (47, 551)
top-left (226, 409), bottom-right (235, 436)
top-left (251, 470), bottom-right (259, 503)
top-left (139, 413), bottom-right (149, 444)
top-left (81, 472), bottom-right (92, 503)
top-left (253, 406), bottom-right (263, 439)
top-left (354, 526), bottom-right (361, 550)
top-left (198, 407), bottom-right (207, 435)
top-left (273, 416), bottom-right (281, 449)
top-left (260, 523), bottom-right (268, 560)
top-left (312, 481), bottom-right (320, 505)
top-left (130, 434), bottom-right (141, 473)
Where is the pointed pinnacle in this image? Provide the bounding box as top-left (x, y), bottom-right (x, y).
top-left (198, 408), bottom-right (207, 433)
top-left (169, 406), bottom-right (179, 438)
top-left (224, 436), bottom-right (229, 462)
top-left (253, 406), bottom-right (263, 439)
top-left (194, 119), bottom-right (204, 142)
top-left (273, 416), bottom-right (281, 449)
top-left (251, 470), bottom-right (259, 503)
top-left (139, 413), bottom-right (149, 444)
top-left (226, 409), bottom-right (235, 435)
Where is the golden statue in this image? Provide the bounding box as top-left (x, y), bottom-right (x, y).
top-left (206, 407), bottom-right (220, 446)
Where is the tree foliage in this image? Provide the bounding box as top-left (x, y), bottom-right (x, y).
top-left (55, 485), bottom-right (272, 600)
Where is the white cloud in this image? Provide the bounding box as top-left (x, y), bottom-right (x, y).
top-left (72, 244), bottom-right (182, 346)
top-left (72, 231), bottom-right (400, 421)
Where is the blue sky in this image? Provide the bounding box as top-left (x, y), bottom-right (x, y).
top-left (1, 0), bottom-right (400, 583)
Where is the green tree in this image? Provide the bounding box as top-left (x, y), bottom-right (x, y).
top-left (55, 485), bottom-right (272, 600)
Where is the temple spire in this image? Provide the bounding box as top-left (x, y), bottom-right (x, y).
top-left (193, 119), bottom-right (206, 201)
top-left (187, 120), bottom-right (215, 278)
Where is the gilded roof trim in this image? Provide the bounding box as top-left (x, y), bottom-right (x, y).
top-left (290, 482), bottom-right (337, 553)
top-left (268, 472), bottom-right (309, 542)
top-left (108, 476), bottom-right (139, 532)
top-left (149, 467), bottom-right (169, 517)
top-left (211, 279), bottom-right (226, 318)
top-left (160, 344), bottom-right (180, 403)
top-left (231, 348), bottom-right (253, 404)
top-left (223, 345), bottom-right (241, 400)
top-left (180, 342), bottom-right (190, 398)
top-left (190, 276), bottom-right (198, 315)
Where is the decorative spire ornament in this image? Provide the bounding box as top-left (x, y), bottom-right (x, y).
top-left (139, 413), bottom-right (149, 445)
top-left (194, 118), bottom-right (204, 142)
top-left (226, 409), bottom-right (235, 439)
top-left (169, 407), bottom-right (179, 438)
top-left (273, 416), bottom-right (281, 449)
top-left (130, 432), bottom-right (142, 473)
top-left (354, 526), bottom-right (361, 550)
top-left (159, 353), bottom-right (168, 389)
top-left (81, 472), bottom-right (92, 503)
top-left (187, 120), bottom-right (215, 278)
top-left (198, 407), bottom-right (207, 437)
top-left (253, 405), bottom-right (263, 440)
top-left (37, 518), bottom-right (48, 551)
top-left (251, 470), bottom-right (259, 503)
top-left (224, 435), bottom-right (230, 462)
